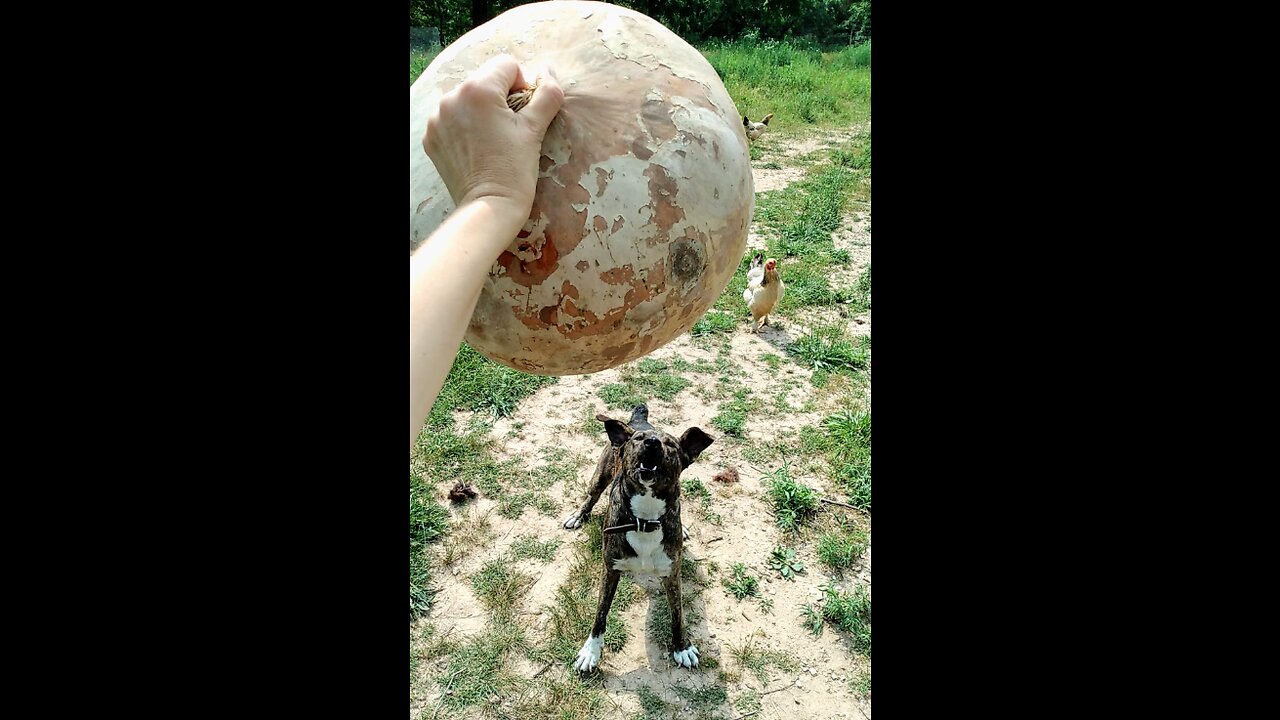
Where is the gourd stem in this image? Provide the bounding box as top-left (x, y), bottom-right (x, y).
top-left (506, 82), bottom-right (539, 113)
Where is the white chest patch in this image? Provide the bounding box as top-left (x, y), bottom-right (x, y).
top-left (611, 491), bottom-right (674, 577)
top-left (630, 491), bottom-right (666, 521)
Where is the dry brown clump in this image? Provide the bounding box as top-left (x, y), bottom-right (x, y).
top-left (712, 466), bottom-right (739, 483)
top-left (448, 482), bottom-right (478, 503)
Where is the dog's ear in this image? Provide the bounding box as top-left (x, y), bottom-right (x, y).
top-left (679, 427), bottom-right (714, 465)
top-left (600, 416), bottom-right (633, 447)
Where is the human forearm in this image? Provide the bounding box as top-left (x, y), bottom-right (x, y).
top-left (409, 199), bottom-right (525, 450)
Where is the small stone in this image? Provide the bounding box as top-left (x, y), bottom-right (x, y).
top-left (709, 632), bottom-right (717, 638)
top-left (796, 680), bottom-right (804, 688)
top-left (795, 699), bottom-right (801, 705)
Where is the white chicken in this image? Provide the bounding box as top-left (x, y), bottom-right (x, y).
top-left (743, 113), bottom-right (774, 142)
top-left (742, 253), bottom-right (784, 332)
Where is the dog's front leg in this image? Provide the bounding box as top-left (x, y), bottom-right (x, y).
top-left (573, 566), bottom-right (621, 673)
top-left (664, 569), bottom-right (699, 668)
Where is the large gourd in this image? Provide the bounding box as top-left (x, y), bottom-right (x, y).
top-left (410, 1), bottom-right (753, 375)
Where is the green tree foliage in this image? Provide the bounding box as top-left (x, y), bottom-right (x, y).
top-left (411, 0), bottom-right (871, 47)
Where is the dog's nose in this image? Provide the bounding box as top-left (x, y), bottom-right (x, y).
top-left (643, 436), bottom-right (660, 449)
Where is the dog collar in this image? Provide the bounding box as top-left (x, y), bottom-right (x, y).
top-left (603, 517), bottom-right (663, 534)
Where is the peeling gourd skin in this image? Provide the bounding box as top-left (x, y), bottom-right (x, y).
top-left (410, 1), bottom-right (753, 376)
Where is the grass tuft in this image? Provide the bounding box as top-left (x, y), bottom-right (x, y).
top-left (469, 557), bottom-right (534, 614)
top-left (723, 562), bottom-right (760, 600)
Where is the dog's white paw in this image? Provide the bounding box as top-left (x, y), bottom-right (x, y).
top-left (573, 635), bottom-right (603, 673)
top-left (672, 645), bottom-right (700, 668)
top-left (563, 513), bottom-right (584, 530)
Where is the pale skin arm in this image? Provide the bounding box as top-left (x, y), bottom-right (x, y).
top-left (410, 56), bottom-right (564, 452)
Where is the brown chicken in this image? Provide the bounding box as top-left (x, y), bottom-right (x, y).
top-left (743, 253), bottom-right (785, 332)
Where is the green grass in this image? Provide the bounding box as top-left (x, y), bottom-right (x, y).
top-left (682, 477), bottom-right (721, 525)
top-left (711, 388), bottom-right (756, 438)
top-left (469, 557), bottom-right (534, 614)
top-left (671, 682), bottom-right (729, 716)
top-left (509, 535), bottom-right (562, 563)
top-left (637, 685), bottom-right (668, 720)
top-left (409, 48), bottom-right (438, 86)
top-left (574, 402), bottom-right (606, 436)
top-left (434, 616), bottom-right (530, 711)
top-left (497, 490), bottom-right (552, 519)
top-left (723, 562), bottom-right (760, 600)
top-left (735, 688), bottom-right (763, 715)
top-left (439, 507), bottom-right (494, 567)
top-left (701, 39), bottom-right (871, 128)
top-left (691, 309), bottom-right (739, 336)
top-left (803, 407), bottom-right (872, 511)
top-left (683, 475), bottom-right (712, 501)
top-left (409, 476), bottom-right (450, 620)
top-left (486, 445), bottom-right (579, 520)
top-left (728, 635), bottom-right (799, 685)
top-left (816, 527), bottom-right (869, 570)
top-left (849, 263), bottom-right (872, 312)
top-left (597, 357), bottom-right (692, 410)
top-left (831, 135), bottom-right (871, 170)
top-left (766, 463), bottom-right (820, 532)
top-left (813, 584), bottom-right (872, 656)
top-left (801, 603), bottom-right (825, 635)
top-left (788, 326), bottom-right (870, 382)
top-left (428, 343), bottom-right (557, 427)
top-left (853, 670), bottom-right (872, 697)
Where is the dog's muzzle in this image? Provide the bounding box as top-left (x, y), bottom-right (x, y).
top-left (633, 462), bottom-right (660, 482)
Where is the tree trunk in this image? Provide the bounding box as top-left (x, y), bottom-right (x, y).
top-left (471, 0), bottom-right (492, 30)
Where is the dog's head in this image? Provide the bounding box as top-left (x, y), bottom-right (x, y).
top-left (598, 404), bottom-right (713, 493)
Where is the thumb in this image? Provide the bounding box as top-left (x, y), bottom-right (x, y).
top-left (519, 68), bottom-right (565, 132)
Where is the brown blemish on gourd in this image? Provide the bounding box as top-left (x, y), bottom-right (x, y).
top-left (576, 260), bottom-right (590, 272)
top-left (497, 233), bottom-right (561, 288)
top-left (644, 163), bottom-right (684, 236)
top-left (600, 265), bottom-right (635, 285)
top-left (602, 342), bottom-right (636, 361)
top-left (594, 167), bottom-right (614, 197)
top-left (630, 136), bottom-right (653, 161)
top-left (611, 216), bottom-right (625, 233)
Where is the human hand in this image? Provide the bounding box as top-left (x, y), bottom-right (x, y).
top-left (422, 54), bottom-right (565, 226)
